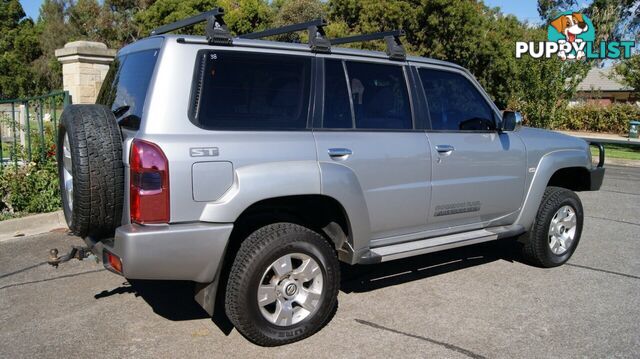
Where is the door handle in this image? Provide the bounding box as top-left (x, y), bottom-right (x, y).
top-left (435, 145), bottom-right (455, 155)
top-left (328, 148), bottom-right (352, 160)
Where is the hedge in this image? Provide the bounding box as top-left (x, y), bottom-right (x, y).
top-left (552, 103), bottom-right (640, 134)
top-left (0, 157), bottom-right (60, 220)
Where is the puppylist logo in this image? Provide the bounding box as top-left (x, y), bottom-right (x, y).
top-left (516, 11), bottom-right (635, 60)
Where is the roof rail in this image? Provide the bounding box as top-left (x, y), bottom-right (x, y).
top-left (238, 18), bottom-right (331, 53)
top-left (330, 30), bottom-right (407, 61)
top-left (150, 7), bottom-right (232, 45)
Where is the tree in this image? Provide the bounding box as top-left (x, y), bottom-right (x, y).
top-left (0, 0), bottom-right (42, 99)
top-left (31, 0), bottom-right (73, 94)
top-left (219, 0), bottom-right (274, 35)
top-left (537, 0), bottom-right (578, 21)
top-left (98, 0), bottom-right (156, 48)
top-left (270, 0), bottom-right (324, 41)
top-left (135, 0), bottom-right (219, 36)
top-left (615, 55), bottom-right (640, 91)
top-left (68, 0), bottom-right (103, 41)
top-left (538, 0), bottom-right (639, 43)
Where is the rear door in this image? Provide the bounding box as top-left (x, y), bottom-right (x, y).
top-left (415, 66), bottom-right (526, 230)
top-left (313, 58), bottom-right (431, 240)
top-left (96, 46), bottom-right (161, 225)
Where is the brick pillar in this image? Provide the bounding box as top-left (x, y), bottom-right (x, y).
top-left (55, 41), bottom-right (117, 104)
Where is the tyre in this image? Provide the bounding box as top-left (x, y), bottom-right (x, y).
top-left (57, 105), bottom-right (124, 239)
top-left (521, 186), bottom-right (583, 267)
top-left (225, 223), bottom-right (340, 346)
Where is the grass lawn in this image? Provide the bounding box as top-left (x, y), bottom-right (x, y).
top-left (592, 143), bottom-right (640, 161)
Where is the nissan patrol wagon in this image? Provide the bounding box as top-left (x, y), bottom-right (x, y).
top-left (55, 8), bottom-right (605, 346)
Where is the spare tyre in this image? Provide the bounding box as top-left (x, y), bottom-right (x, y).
top-left (57, 105), bottom-right (124, 239)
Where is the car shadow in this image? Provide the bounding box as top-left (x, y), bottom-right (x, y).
top-left (93, 238), bottom-right (523, 334)
top-left (94, 279), bottom-right (209, 321)
top-left (340, 238), bottom-right (521, 293)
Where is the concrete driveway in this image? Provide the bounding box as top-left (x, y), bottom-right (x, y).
top-left (1, 165), bottom-right (639, 358)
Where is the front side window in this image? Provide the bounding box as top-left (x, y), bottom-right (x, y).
top-left (191, 51), bottom-right (312, 130)
top-left (97, 49), bottom-right (159, 124)
top-left (418, 69), bottom-right (496, 131)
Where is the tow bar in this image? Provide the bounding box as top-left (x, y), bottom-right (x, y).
top-left (47, 246), bottom-right (97, 267)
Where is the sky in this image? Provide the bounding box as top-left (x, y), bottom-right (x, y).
top-left (19, 0), bottom-right (546, 22)
top-left (20, 0), bottom-right (42, 20)
top-left (483, 0), bottom-right (542, 24)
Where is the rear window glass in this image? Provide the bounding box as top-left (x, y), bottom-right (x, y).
top-left (190, 51), bottom-right (312, 130)
top-left (96, 49), bottom-right (159, 124)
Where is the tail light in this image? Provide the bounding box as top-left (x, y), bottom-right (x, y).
top-left (130, 139), bottom-right (170, 224)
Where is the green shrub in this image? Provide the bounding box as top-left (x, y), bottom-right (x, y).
top-left (552, 103), bottom-right (640, 134)
top-left (0, 122), bottom-right (60, 220)
top-left (0, 155), bottom-right (60, 219)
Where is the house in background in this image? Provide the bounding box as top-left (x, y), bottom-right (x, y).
top-left (571, 67), bottom-right (638, 106)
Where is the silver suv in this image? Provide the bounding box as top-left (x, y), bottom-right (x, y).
top-left (55, 8), bottom-right (605, 346)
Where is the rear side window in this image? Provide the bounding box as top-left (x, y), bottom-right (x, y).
top-left (191, 51), bottom-right (312, 130)
top-left (418, 69), bottom-right (495, 131)
top-left (323, 60), bottom-right (352, 129)
top-left (96, 49), bottom-right (159, 126)
top-left (322, 60), bottom-right (412, 130)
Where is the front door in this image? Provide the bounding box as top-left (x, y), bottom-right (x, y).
top-left (416, 67), bottom-right (526, 230)
top-left (314, 58), bottom-right (431, 239)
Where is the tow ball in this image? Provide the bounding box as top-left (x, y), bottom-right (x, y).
top-left (47, 246), bottom-right (97, 267)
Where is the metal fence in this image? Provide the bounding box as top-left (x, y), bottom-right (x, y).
top-left (0, 91), bottom-right (70, 171)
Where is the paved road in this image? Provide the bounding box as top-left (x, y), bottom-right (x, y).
top-left (1, 166), bottom-right (639, 358)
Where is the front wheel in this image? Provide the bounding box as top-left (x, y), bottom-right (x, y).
top-left (225, 223), bottom-right (340, 346)
top-left (521, 186), bottom-right (584, 267)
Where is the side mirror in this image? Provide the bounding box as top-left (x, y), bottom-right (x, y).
top-left (501, 111), bottom-right (523, 132)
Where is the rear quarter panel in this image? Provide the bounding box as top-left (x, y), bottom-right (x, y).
top-left (138, 39), bottom-right (322, 223)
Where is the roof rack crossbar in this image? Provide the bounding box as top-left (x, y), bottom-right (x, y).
top-left (330, 30), bottom-right (407, 61)
top-left (239, 18), bottom-right (331, 53)
top-left (150, 7), bottom-right (232, 45)
top-left (329, 30), bottom-right (401, 45)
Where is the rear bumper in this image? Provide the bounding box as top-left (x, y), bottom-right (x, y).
top-left (87, 222), bottom-right (233, 283)
top-left (589, 167), bottom-right (605, 191)
top-left (588, 141), bottom-right (605, 191)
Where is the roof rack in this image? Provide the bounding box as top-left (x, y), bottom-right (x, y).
top-left (238, 18), bottom-right (331, 53)
top-left (150, 7), bottom-right (232, 45)
top-left (330, 30), bottom-right (406, 60)
top-left (151, 9), bottom-right (407, 60)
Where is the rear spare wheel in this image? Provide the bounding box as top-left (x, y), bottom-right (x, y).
top-left (57, 104), bottom-right (124, 239)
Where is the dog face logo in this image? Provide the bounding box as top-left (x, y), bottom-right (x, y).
top-left (550, 13), bottom-right (588, 42)
top-left (547, 12), bottom-right (595, 60)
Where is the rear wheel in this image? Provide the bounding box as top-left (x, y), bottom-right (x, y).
top-left (225, 223), bottom-right (339, 346)
top-left (57, 105), bottom-right (124, 239)
top-left (521, 186), bottom-right (583, 267)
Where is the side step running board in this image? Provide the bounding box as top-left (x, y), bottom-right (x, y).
top-left (361, 226), bottom-right (524, 263)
